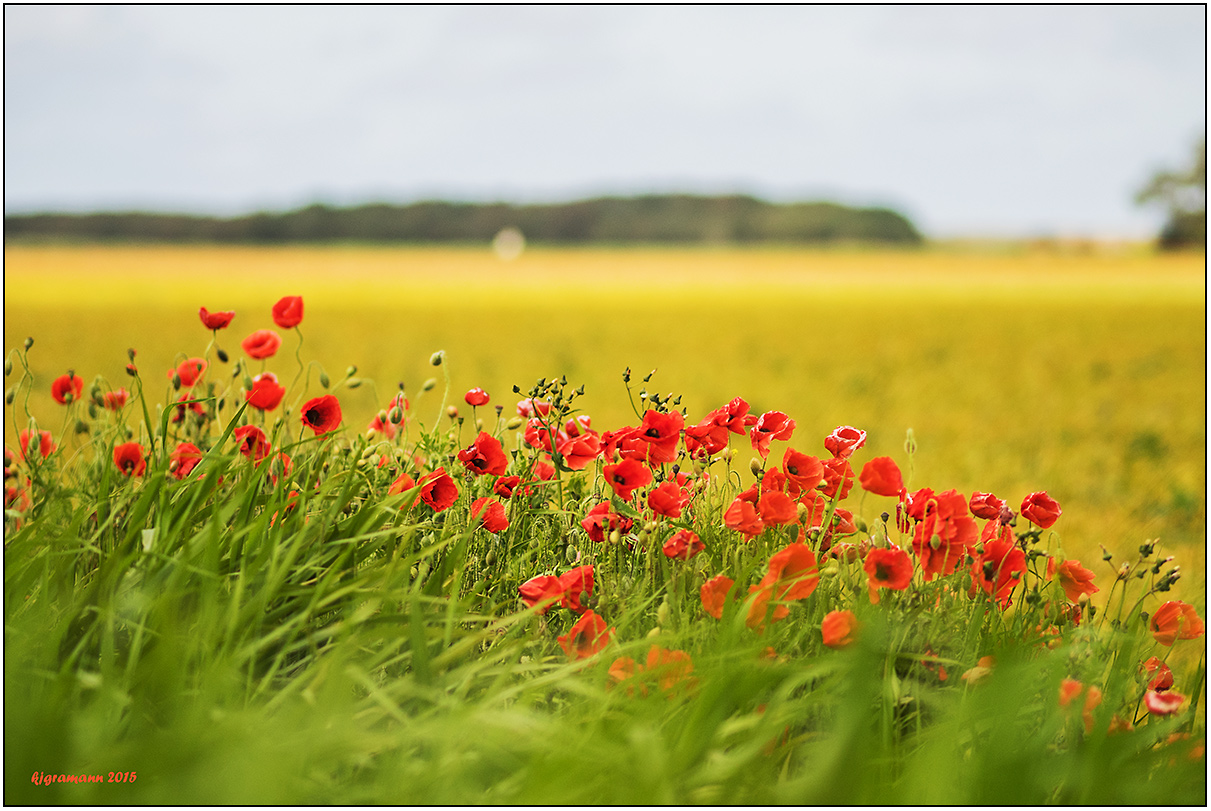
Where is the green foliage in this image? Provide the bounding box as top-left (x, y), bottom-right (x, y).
top-left (1136, 135), bottom-right (1206, 251)
top-left (2, 194), bottom-right (923, 246)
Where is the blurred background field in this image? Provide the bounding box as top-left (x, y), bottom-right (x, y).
top-left (4, 244), bottom-right (1204, 601)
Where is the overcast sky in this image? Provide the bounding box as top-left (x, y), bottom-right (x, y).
top-left (4, 5), bottom-right (1205, 238)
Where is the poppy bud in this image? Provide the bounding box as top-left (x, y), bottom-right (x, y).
top-left (388, 406), bottom-right (404, 425)
top-left (346, 378), bottom-right (362, 389)
top-left (506, 416), bottom-right (523, 430)
top-left (430, 351), bottom-right (444, 367)
top-left (345, 365), bottom-right (357, 377)
top-left (749, 458), bottom-right (762, 476)
top-left (3, 358), bottom-right (10, 376)
top-left (1101, 547), bottom-right (1113, 562)
top-left (24, 338), bottom-right (34, 350)
top-left (657, 601), bottom-right (671, 626)
top-left (88, 402), bottom-right (98, 419)
top-left (5, 389), bottom-right (14, 405)
top-left (821, 559), bottom-right (840, 578)
top-left (475, 418), bottom-right (483, 431)
top-left (446, 405), bottom-right (459, 419)
top-left (125, 364), bottom-right (138, 377)
top-left (171, 373), bottom-right (182, 390)
top-left (216, 348), bottom-right (229, 363)
top-left (930, 535), bottom-right (942, 550)
top-left (797, 502), bottom-right (809, 522)
top-left (242, 376), bottom-right (253, 391)
top-left (319, 371), bottom-right (330, 389)
top-left (422, 378), bottom-right (437, 393)
top-left (74, 419), bottom-right (89, 435)
top-left (126, 347), bottom-right (136, 361)
top-left (609, 529), bottom-right (621, 545)
top-left (855, 517), bottom-right (868, 533)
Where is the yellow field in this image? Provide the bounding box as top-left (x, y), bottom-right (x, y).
top-left (4, 244), bottom-right (1205, 600)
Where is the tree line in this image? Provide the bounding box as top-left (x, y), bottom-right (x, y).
top-left (2, 194), bottom-right (924, 246)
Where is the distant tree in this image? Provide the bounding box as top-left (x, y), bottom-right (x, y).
top-left (1136, 135), bottom-right (1205, 250)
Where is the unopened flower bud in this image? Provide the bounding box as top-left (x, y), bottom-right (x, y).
top-left (5, 389), bottom-right (14, 405)
top-left (475, 418), bottom-right (483, 431)
top-left (216, 348), bottom-right (229, 363)
top-left (657, 601), bottom-right (671, 626)
top-left (930, 535), bottom-right (942, 550)
top-left (797, 502), bottom-right (809, 522)
top-left (855, 517), bottom-right (868, 533)
top-left (319, 371), bottom-right (330, 389)
top-left (421, 378), bottom-right (437, 393)
top-left (242, 376), bottom-right (253, 391)
top-left (346, 378), bottom-right (362, 389)
top-left (430, 351), bottom-right (445, 367)
top-left (24, 337), bottom-right (34, 350)
top-left (88, 402), bottom-right (98, 419)
top-left (749, 458), bottom-right (762, 476)
top-left (609, 529), bottom-right (621, 545)
top-left (821, 560), bottom-right (841, 578)
top-left (126, 347), bottom-right (136, 361)
top-left (388, 406), bottom-right (404, 424)
top-left (506, 416), bottom-right (523, 430)
top-left (3, 358), bottom-right (11, 376)
top-left (74, 419), bottom-right (89, 435)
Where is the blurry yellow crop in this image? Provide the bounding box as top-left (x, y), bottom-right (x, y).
top-left (3, 244), bottom-right (1205, 599)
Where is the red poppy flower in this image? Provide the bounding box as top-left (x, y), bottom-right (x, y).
top-left (556, 430), bottom-right (602, 471)
top-left (720, 396), bottom-right (756, 434)
top-left (113, 442), bottom-right (146, 477)
top-left (757, 490), bottom-right (798, 526)
top-left (648, 480), bottom-right (690, 518)
top-left (558, 610), bottom-right (613, 660)
top-left (199, 306), bottom-right (235, 330)
top-left (644, 646), bottom-right (697, 692)
top-left (241, 329), bottom-right (282, 360)
top-left (859, 456), bottom-right (906, 498)
top-left (823, 425), bottom-right (866, 459)
top-left (464, 387), bottom-right (490, 406)
top-left (602, 458), bottom-right (653, 501)
top-left (819, 457), bottom-right (854, 500)
top-left (388, 471), bottom-right (417, 498)
top-left (245, 372), bottom-right (286, 411)
top-left (864, 546), bottom-right (914, 603)
top-left (233, 425), bottom-right (271, 461)
top-left (1150, 601), bottom-right (1206, 646)
top-left (558, 565), bottom-right (594, 613)
top-left (170, 394), bottom-right (207, 424)
top-left (418, 467), bottom-right (458, 512)
top-left (969, 536), bottom-right (1026, 608)
top-left (908, 488), bottom-right (979, 580)
top-left (271, 295), bottom-right (304, 329)
top-left (580, 501), bottom-right (632, 543)
top-left (684, 412), bottom-right (730, 458)
top-left (300, 395), bottom-right (342, 435)
top-left (516, 398), bottom-right (551, 417)
top-left (458, 431), bottom-right (509, 476)
top-left (103, 389), bottom-right (129, 410)
top-left (1056, 559), bottom-right (1099, 603)
top-left (493, 475), bottom-right (521, 499)
top-left (701, 574), bottom-right (735, 619)
top-left (747, 543), bottom-right (819, 632)
top-left (169, 358), bottom-right (208, 387)
top-left (51, 373), bottom-right (83, 404)
top-left (470, 496), bottom-right (509, 533)
top-left (1141, 656), bottom-right (1174, 692)
top-left (1144, 689), bottom-right (1186, 716)
top-left (662, 529), bottom-right (704, 560)
top-left (782, 448), bottom-right (824, 491)
top-left (724, 497), bottom-right (765, 539)
top-left (1020, 491), bottom-right (1062, 528)
top-left (519, 575), bottom-right (563, 614)
top-left (637, 409), bottom-right (684, 465)
top-left (169, 442), bottom-right (203, 480)
top-left (822, 610), bottom-right (860, 649)
top-left (19, 429), bottom-right (54, 461)
top-left (750, 411), bottom-right (795, 458)
top-left (968, 491), bottom-right (1005, 520)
